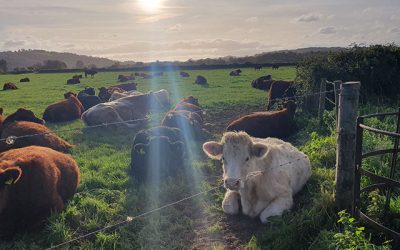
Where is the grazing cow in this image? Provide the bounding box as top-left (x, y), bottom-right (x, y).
top-left (0, 108), bottom-right (44, 134)
top-left (109, 90), bottom-right (143, 101)
top-left (229, 69), bottom-right (241, 76)
top-left (43, 95), bottom-right (84, 123)
top-left (82, 89), bottom-right (170, 127)
top-left (226, 101), bottom-right (297, 139)
top-left (254, 65), bottom-right (262, 71)
top-left (77, 88), bottom-right (101, 110)
top-left (272, 64), bottom-right (279, 70)
top-left (251, 75), bottom-right (273, 91)
top-left (180, 72), bottom-right (190, 77)
top-left (67, 78), bottom-right (80, 85)
top-left (3, 83), bottom-right (17, 91)
top-left (202, 131), bottom-right (311, 223)
top-left (19, 78), bottom-right (30, 83)
top-left (118, 74), bottom-right (135, 82)
top-left (0, 146), bottom-right (80, 238)
top-left (0, 121), bottom-right (74, 153)
top-left (84, 69), bottom-right (97, 78)
top-left (195, 75), bottom-right (207, 85)
top-left (267, 80), bottom-right (296, 110)
top-left (130, 126), bottom-right (186, 182)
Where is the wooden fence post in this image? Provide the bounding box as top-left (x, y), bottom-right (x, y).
top-left (318, 78), bottom-right (327, 126)
top-left (335, 81), bottom-right (361, 211)
top-left (334, 80), bottom-right (342, 122)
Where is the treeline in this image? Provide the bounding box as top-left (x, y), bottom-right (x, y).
top-left (0, 47), bottom-right (346, 73)
top-left (296, 44), bottom-right (400, 101)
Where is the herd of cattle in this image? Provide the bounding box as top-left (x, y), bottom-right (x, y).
top-left (0, 67), bottom-right (310, 239)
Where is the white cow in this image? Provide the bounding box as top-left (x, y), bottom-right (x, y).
top-left (203, 131), bottom-right (311, 223)
top-left (109, 90), bottom-right (143, 101)
top-left (81, 89), bottom-right (170, 127)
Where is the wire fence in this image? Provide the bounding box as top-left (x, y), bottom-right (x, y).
top-left (1, 89), bottom-right (337, 145)
top-left (46, 153), bottom-right (310, 249)
top-left (2, 86), bottom-right (335, 248)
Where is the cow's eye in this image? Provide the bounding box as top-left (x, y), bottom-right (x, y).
top-left (222, 157), bottom-right (225, 162)
top-left (245, 157), bottom-right (249, 162)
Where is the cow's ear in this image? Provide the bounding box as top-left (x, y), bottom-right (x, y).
top-left (251, 143), bottom-right (268, 158)
top-left (0, 167), bottom-right (22, 187)
top-left (203, 141), bottom-right (223, 160)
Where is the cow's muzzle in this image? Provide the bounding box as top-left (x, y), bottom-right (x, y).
top-left (224, 178), bottom-right (240, 190)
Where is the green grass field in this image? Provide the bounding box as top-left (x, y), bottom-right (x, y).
top-left (0, 67), bottom-right (396, 249)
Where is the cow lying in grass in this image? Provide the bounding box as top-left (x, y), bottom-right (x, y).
top-left (82, 89), bottom-right (170, 127)
top-left (203, 132), bottom-right (311, 223)
top-left (131, 126), bottom-right (186, 183)
top-left (0, 146), bottom-right (80, 238)
top-left (77, 88), bottom-right (101, 110)
top-left (0, 108), bottom-right (73, 152)
top-left (43, 94), bottom-right (84, 123)
top-left (109, 90), bottom-right (143, 101)
top-left (226, 101), bottom-right (297, 139)
top-left (3, 83), bottom-right (17, 90)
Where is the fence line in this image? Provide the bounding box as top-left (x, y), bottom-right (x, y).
top-left (46, 153), bottom-right (310, 249)
top-left (46, 185), bottom-right (222, 250)
top-left (2, 89), bottom-right (337, 145)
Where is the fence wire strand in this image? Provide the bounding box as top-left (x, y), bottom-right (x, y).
top-left (1, 89), bottom-right (336, 145)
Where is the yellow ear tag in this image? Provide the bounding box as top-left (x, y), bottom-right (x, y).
top-left (5, 178), bottom-right (14, 185)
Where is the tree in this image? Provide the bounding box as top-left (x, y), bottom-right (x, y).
top-left (0, 59), bottom-right (7, 73)
top-left (76, 60), bottom-right (85, 69)
top-left (41, 60), bottom-right (67, 70)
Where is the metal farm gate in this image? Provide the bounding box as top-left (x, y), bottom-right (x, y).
top-left (353, 109), bottom-right (400, 242)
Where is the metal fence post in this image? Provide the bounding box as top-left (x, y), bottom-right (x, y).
top-left (335, 81), bottom-right (361, 211)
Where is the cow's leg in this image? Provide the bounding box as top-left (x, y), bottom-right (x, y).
top-left (259, 195), bottom-right (293, 223)
top-left (222, 190), bottom-right (240, 215)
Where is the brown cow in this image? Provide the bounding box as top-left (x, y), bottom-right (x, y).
top-left (161, 111), bottom-right (207, 140)
top-left (3, 83), bottom-right (17, 91)
top-left (0, 121), bottom-right (74, 153)
top-left (0, 108), bottom-right (44, 134)
top-left (177, 96), bottom-right (200, 106)
top-left (0, 146), bottom-right (80, 238)
top-left (110, 82), bottom-right (137, 91)
top-left (226, 101), bottom-right (297, 139)
top-left (43, 95), bottom-right (84, 123)
top-left (174, 103), bottom-right (204, 120)
top-left (267, 80), bottom-right (296, 110)
top-left (98, 87), bottom-right (124, 102)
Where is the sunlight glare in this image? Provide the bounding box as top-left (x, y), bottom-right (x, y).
top-left (138, 0), bottom-right (163, 12)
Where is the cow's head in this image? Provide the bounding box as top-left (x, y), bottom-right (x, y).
top-left (0, 161), bottom-right (22, 213)
top-left (203, 132), bottom-right (268, 190)
top-left (5, 108), bottom-right (45, 125)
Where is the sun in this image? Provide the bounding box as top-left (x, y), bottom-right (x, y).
top-left (138, 0), bottom-right (163, 12)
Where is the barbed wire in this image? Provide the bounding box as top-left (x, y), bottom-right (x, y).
top-left (46, 185), bottom-right (222, 250)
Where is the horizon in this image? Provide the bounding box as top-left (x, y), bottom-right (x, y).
top-left (1, 0), bottom-right (399, 62)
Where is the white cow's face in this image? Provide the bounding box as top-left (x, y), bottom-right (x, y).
top-left (203, 132), bottom-right (268, 191)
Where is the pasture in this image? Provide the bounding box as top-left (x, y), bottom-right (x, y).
top-left (0, 67), bottom-right (395, 249)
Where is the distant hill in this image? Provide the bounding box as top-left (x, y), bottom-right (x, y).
top-left (0, 49), bottom-right (116, 70)
top-left (0, 47), bottom-right (347, 72)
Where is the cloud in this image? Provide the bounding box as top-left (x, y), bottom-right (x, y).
top-left (136, 13), bottom-right (180, 23)
top-left (388, 27), bottom-right (400, 33)
top-left (3, 40), bottom-right (26, 48)
top-left (319, 26), bottom-right (337, 34)
top-left (295, 13), bottom-right (322, 23)
top-left (245, 17), bottom-right (258, 23)
top-left (168, 24), bottom-right (182, 32)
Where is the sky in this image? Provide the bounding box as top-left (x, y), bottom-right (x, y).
top-left (0, 0), bottom-right (399, 62)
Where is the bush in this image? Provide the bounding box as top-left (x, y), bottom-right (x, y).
top-left (296, 44), bottom-right (400, 102)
